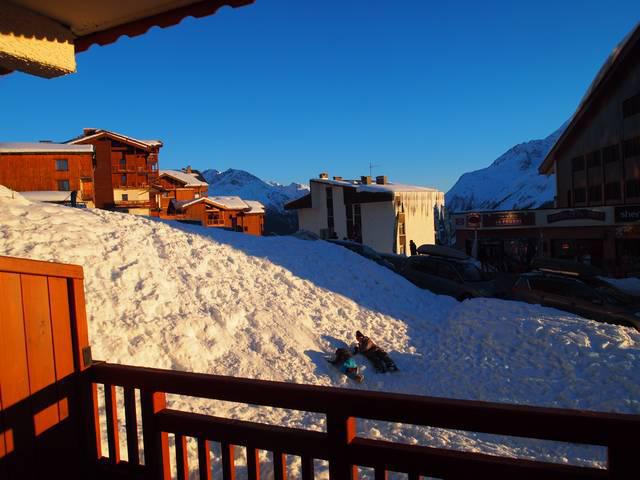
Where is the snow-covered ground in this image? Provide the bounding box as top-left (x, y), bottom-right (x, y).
top-left (1, 186), bottom-right (639, 477)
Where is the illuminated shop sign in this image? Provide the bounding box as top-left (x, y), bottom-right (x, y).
top-left (482, 212), bottom-right (535, 227)
top-left (615, 206), bottom-right (640, 223)
top-left (547, 209), bottom-right (605, 223)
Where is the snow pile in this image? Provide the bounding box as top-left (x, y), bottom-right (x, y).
top-left (203, 168), bottom-right (309, 213)
top-left (445, 124), bottom-right (566, 212)
top-left (1, 189), bottom-right (639, 475)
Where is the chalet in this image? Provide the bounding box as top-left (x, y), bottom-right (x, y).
top-left (0, 142), bottom-right (95, 206)
top-left (169, 196), bottom-right (265, 235)
top-left (286, 174), bottom-right (444, 255)
top-left (156, 168), bottom-right (209, 212)
top-left (455, 23), bottom-right (640, 276)
top-left (66, 129), bottom-right (162, 215)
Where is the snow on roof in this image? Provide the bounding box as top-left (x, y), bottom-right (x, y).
top-left (67, 129), bottom-right (162, 150)
top-left (159, 170), bottom-right (208, 187)
top-left (244, 200), bottom-right (265, 214)
top-left (179, 195), bottom-right (254, 211)
top-left (312, 178), bottom-right (439, 193)
top-left (0, 142), bottom-right (94, 154)
top-left (208, 196), bottom-right (250, 210)
top-left (20, 191), bottom-right (75, 202)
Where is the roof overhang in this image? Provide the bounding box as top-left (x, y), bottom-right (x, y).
top-left (68, 130), bottom-right (162, 151)
top-left (1, 0), bottom-right (255, 78)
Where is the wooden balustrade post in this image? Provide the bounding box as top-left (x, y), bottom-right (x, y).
top-left (140, 390), bottom-right (170, 480)
top-left (246, 445), bottom-right (260, 480)
top-left (608, 446), bottom-right (635, 479)
top-left (327, 414), bottom-right (358, 480)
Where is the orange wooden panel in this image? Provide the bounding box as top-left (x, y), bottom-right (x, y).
top-left (21, 274), bottom-right (56, 394)
top-left (33, 402), bottom-right (60, 436)
top-left (48, 277), bottom-right (75, 380)
top-left (0, 256), bottom-right (83, 279)
top-left (0, 272), bottom-right (31, 408)
top-left (71, 279), bottom-right (92, 370)
top-left (58, 397), bottom-right (69, 421)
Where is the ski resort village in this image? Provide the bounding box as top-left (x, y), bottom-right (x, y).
top-left (1, 2), bottom-right (639, 480)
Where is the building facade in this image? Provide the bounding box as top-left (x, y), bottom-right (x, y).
top-left (0, 142), bottom-right (95, 205)
top-left (286, 174), bottom-right (444, 255)
top-left (454, 24), bottom-right (640, 276)
top-left (156, 168), bottom-right (208, 213)
top-left (168, 196), bottom-right (264, 235)
top-left (67, 129), bottom-right (162, 215)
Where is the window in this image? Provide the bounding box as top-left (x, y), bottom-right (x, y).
top-left (55, 159), bottom-right (68, 171)
top-left (623, 93), bottom-right (640, 118)
top-left (353, 204), bottom-right (362, 243)
top-left (626, 179), bottom-right (640, 199)
top-left (588, 185), bottom-right (602, 203)
top-left (121, 194), bottom-right (129, 201)
top-left (586, 150), bottom-right (602, 204)
top-left (571, 156), bottom-right (585, 172)
top-left (437, 263), bottom-right (460, 282)
top-left (326, 187), bottom-right (335, 233)
top-left (121, 174), bottom-right (127, 186)
top-left (57, 180), bottom-right (70, 191)
top-left (573, 187), bottom-right (586, 203)
top-left (605, 181), bottom-right (621, 201)
top-left (624, 136), bottom-right (640, 158)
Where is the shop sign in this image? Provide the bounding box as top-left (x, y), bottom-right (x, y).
top-left (466, 213), bottom-right (481, 228)
top-left (482, 211), bottom-right (535, 227)
top-left (547, 209), bottom-right (605, 224)
top-left (615, 205), bottom-right (640, 223)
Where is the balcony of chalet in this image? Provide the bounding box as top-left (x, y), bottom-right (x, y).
top-left (0, 255), bottom-right (638, 480)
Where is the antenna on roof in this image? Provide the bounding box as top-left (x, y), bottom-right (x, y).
top-left (368, 162), bottom-right (380, 177)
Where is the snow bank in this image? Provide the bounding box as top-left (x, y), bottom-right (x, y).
top-left (1, 189), bottom-right (639, 475)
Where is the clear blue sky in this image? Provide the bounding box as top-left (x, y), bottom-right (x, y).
top-left (1, 1), bottom-right (638, 191)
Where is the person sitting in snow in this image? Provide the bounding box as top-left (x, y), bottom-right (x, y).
top-left (329, 348), bottom-right (363, 382)
top-left (353, 330), bottom-right (398, 373)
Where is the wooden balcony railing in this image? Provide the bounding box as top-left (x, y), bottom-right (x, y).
top-left (88, 362), bottom-right (639, 480)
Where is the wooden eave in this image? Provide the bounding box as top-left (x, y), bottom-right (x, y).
top-left (1, 0), bottom-right (255, 78)
top-left (67, 131), bottom-right (161, 152)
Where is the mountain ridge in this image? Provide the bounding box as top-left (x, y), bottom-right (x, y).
top-left (445, 123), bottom-right (567, 212)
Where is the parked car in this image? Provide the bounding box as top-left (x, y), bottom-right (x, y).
top-left (509, 271), bottom-right (640, 330)
top-left (379, 252), bottom-right (408, 271)
top-left (327, 240), bottom-right (396, 271)
top-left (398, 254), bottom-right (497, 300)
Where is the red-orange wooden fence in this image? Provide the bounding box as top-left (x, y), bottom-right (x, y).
top-left (1, 254), bottom-right (639, 480)
top-left (88, 362), bottom-right (639, 480)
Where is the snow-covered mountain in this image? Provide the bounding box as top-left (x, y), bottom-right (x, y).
top-left (202, 168), bottom-right (309, 213)
top-left (445, 124), bottom-right (567, 212)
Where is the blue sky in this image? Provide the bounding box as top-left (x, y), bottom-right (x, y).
top-left (1, 1), bottom-right (638, 191)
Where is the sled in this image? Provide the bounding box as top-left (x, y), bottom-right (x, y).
top-left (325, 358), bottom-right (364, 383)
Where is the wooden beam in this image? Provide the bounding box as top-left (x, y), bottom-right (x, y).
top-left (0, 1), bottom-right (76, 78)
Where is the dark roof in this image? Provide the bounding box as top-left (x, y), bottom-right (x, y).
top-left (539, 23), bottom-right (640, 174)
top-left (284, 194), bottom-right (312, 210)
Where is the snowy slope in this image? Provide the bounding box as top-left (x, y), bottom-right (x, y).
top-left (1, 186), bottom-right (639, 476)
top-left (446, 125), bottom-right (566, 212)
top-left (203, 168), bottom-right (309, 213)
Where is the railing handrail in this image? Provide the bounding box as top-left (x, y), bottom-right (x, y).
top-left (89, 362), bottom-right (640, 447)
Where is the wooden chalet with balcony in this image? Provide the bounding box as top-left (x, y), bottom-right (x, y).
top-left (168, 196), bottom-right (265, 235)
top-left (66, 129), bottom-right (162, 215)
top-left (0, 142), bottom-right (95, 206)
top-left (156, 168), bottom-right (209, 213)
